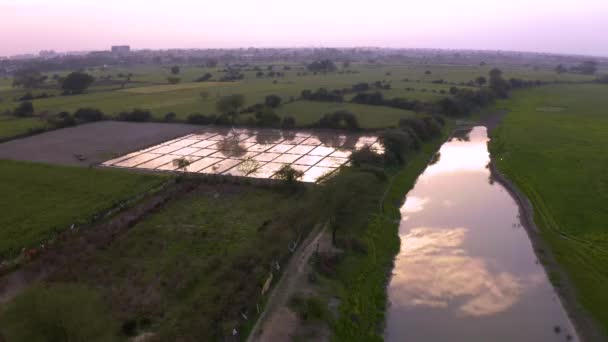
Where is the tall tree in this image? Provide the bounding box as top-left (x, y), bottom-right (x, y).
top-left (475, 76), bottom-right (487, 87)
top-left (216, 94), bottom-right (245, 124)
top-left (12, 68), bottom-right (45, 89)
top-left (488, 68), bottom-right (510, 98)
top-left (62, 72), bottom-right (95, 94)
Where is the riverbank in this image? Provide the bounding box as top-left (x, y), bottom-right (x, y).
top-left (330, 126), bottom-right (453, 341)
top-left (485, 107), bottom-right (605, 342)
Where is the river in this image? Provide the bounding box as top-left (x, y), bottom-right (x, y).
top-left (385, 126), bottom-right (578, 341)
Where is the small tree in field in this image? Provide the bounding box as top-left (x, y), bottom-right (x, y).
top-left (167, 76), bottom-right (181, 84)
top-left (216, 94), bottom-right (245, 124)
top-left (62, 71), bottom-right (94, 94)
top-left (275, 165), bottom-right (304, 183)
top-left (171, 65), bottom-right (180, 74)
top-left (173, 157), bottom-right (191, 173)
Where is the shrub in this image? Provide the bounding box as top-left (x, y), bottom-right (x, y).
top-left (301, 88), bottom-right (343, 102)
top-left (379, 129), bottom-right (418, 165)
top-left (117, 108), bottom-right (152, 122)
top-left (61, 71), bottom-right (95, 95)
top-left (349, 145), bottom-right (383, 167)
top-left (187, 113), bottom-right (216, 125)
top-left (351, 91), bottom-right (384, 105)
top-left (317, 110), bottom-right (359, 130)
top-left (14, 101), bottom-right (34, 117)
top-left (47, 111), bottom-right (76, 128)
top-left (399, 117), bottom-right (431, 140)
top-left (264, 94), bottom-right (282, 108)
top-left (195, 73), bottom-right (213, 82)
top-left (255, 108), bottom-right (281, 127)
top-left (164, 112), bottom-right (177, 122)
top-left (167, 76), bottom-right (181, 84)
top-left (275, 165), bottom-right (304, 183)
top-left (74, 107), bottom-right (104, 122)
top-left (0, 284), bottom-right (119, 342)
top-left (281, 116), bottom-right (296, 129)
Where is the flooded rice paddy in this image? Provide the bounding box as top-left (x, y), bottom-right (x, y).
top-left (103, 127), bottom-right (381, 183)
top-left (385, 126), bottom-right (577, 341)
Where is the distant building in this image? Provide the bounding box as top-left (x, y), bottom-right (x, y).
top-left (111, 45), bottom-right (130, 54)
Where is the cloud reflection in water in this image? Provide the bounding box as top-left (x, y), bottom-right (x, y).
top-left (391, 227), bottom-right (542, 317)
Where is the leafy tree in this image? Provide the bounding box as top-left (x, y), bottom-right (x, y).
top-left (319, 171), bottom-right (382, 245)
top-left (62, 71), bottom-right (95, 94)
top-left (317, 110), bottom-right (359, 130)
top-left (171, 65), bottom-right (180, 74)
top-left (255, 107), bottom-right (281, 127)
top-left (12, 68), bottom-right (46, 89)
top-left (205, 58), bottom-right (219, 68)
top-left (14, 101), bottom-right (34, 117)
top-left (264, 94), bottom-right (282, 108)
top-left (275, 165), bottom-right (304, 184)
top-left (216, 94), bottom-right (245, 124)
top-left (379, 129), bottom-right (418, 165)
top-left (555, 64), bottom-right (568, 73)
top-left (307, 60), bottom-right (337, 73)
top-left (488, 68), bottom-right (510, 98)
top-left (74, 107), bottom-right (104, 122)
top-left (281, 116), bottom-right (296, 128)
top-left (195, 73), bottom-right (213, 82)
top-left (573, 60), bottom-right (598, 75)
top-left (173, 157), bottom-right (191, 173)
top-left (475, 76), bottom-right (487, 87)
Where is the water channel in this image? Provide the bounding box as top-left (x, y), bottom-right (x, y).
top-left (385, 126), bottom-right (578, 341)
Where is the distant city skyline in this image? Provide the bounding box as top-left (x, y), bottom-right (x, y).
top-left (2, 0), bottom-right (608, 57)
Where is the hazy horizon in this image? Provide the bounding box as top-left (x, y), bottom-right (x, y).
top-left (2, 0), bottom-right (608, 57)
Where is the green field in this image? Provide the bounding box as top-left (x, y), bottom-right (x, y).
top-left (0, 63), bottom-right (597, 139)
top-left (0, 160), bottom-right (165, 259)
top-left (42, 185), bottom-right (310, 340)
top-left (0, 115), bottom-right (48, 140)
top-left (489, 84), bottom-right (608, 334)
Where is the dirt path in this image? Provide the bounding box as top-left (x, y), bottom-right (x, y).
top-left (0, 180), bottom-right (192, 304)
top-left (247, 223), bottom-right (328, 342)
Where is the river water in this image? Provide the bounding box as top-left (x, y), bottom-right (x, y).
top-left (385, 126), bottom-right (578, 342)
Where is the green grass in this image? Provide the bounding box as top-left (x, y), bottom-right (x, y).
top-left (0, 160), bottom-right (165, 259)
top-left (0, 115), bottom-right (48, 140)
top-left (278, 100), bottom-right (414, 128)
top-left (489, 83), bottom-right (608, 334)
top-left (0, 63), bottom-right (592, 135)
top-left (49, 185), bottom-right (305, 340)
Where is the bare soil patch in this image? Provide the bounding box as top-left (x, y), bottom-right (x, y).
top-left (0, 121), bottom-right (201, 166)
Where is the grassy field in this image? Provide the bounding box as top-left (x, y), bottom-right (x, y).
top-left (42, 184), bottom-right (311, 341)
top-left (0, 63), bottom-right (597, 139)
top-left (0, 160), bottom-right (165, 259)
top-left (0, 115), bottom-right (47, 140)
top-left (489, 84), bottom-right (608, 334)
top-left (278, 100), bottom-right (413, 128)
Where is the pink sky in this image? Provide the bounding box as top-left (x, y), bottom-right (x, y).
top-left (1, 0), bottom-right (608, 57)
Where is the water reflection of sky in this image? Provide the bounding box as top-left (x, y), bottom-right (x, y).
top-left (390, 226), bottom-right (544, 317)
top-left (386, 126), bottom-right (578, 342)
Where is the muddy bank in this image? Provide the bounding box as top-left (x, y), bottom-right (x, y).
top-left (485, 111), bottom-right (604, 342)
